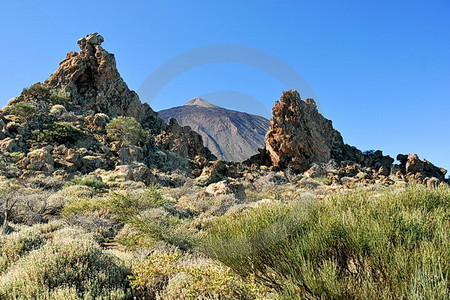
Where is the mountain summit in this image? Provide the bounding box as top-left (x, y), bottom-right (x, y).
top-left (159, 100), bottom-right (270, 162)
top-left (184, 97), bottom-right (217, 108)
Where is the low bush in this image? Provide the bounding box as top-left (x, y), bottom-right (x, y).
top-left (0, 230), bottom-right (44, 273)
top-left (10, 189), bottom-right (53, 225)
top-left (66, 175), bottom-right (109, 192)
top-left (123, 209), bottom-right (194, 250)
top-left (62, 186), bottom-right (167, 220)
top-left (0, 222), bottom-right (63, 273)
top-left (21, 83), bottom-right (50, 98)
top-left (49, 104), bottom-right (67, 116)
top-left (0, 227), bottom-right (131, 299)
top-left (202, 185), bottom-right (450, 299)
top-left (106, 116), bottom-right (149, 146)
top-left (6, 102), bottom-right (36, 121)
top-left (49, 89), bottom-right (71, 104)
top-left (130, 247), bottom-right (272, 299)
top-left (36, 122), bottom-right (82, 144)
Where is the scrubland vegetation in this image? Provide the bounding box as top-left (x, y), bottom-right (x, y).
top-left (0, 173), bottom-right (448, 299)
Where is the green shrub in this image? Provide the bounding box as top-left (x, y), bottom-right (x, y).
top-left (62, 186), bottom-right (166, 220)
top-left (21, 83), bottom-right (50, 98)
top-left (66, 175), bottom-right (109, 192)
top-left (36, 122), bottom-right (82, 144)
top-left (130, 248), bottom-right (271, 299)
top-left (123, 211), bottom-right (194, 250)
top-left (106, 116), bottom-right (149, 146)
top-left (7, 102), bottom-right (36, 120)
top-left (0, 228), bottom-right (131, 299)
top-left (49, 89), bottom-right (71, 104)
top-left (202, 185), bottom-right (450, 299)
top-left (61, 187), bottom-right (192, 249)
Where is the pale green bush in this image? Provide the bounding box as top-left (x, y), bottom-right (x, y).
top-left (0, 221), bottom-right (63, 273)
top-left (106, 116), bottom-right (149, 146)
top-left (49, 104), bottom-right (67, 116)
top-left (49, 89), bottom-right (71, 104)
top-left (0, 227), bottom-right (131, 299)
top-left (62, 186), bottom-right (167, 220)
top-left (7, 102), bottom-right (36, 121)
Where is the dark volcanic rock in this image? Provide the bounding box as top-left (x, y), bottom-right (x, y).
top-left (159, 98), bottom-right (269, 162)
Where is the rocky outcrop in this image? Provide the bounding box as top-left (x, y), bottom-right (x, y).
top-left (245, 90), bottom-right (399, 178)
top-left (0, 138), bottom-right (20, 152)
top-left (45, 33), bottom-right (164, 132)
top-left (157, 118), bottom-right (216, 162)
top-left (205, 180), bottom-right (246, 200)
top-left (395, 154), bottom-right (447, 184)
top-left (261, 90), bottom-right (344, 172)
top-left (0, 33), bottom-right (215, 179)
top-left (245, 90), bottom-right (446, 186)
top-left (196, 160), bottom-right (238, 186)
top-left (18, 146), bottom-right (54, 173)
top-left (159, 98), bottom-right (269, 162)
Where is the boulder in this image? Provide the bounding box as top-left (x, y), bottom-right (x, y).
top-left (86, 113), bottom-right (110, 131)
top-left (196, 160), bottom-right (228, 185)
top-left (20, 146), bottom-right (54, 173)
top-left (0, 138), bottom-right (19, 152)
top-left (304, 164), bottom-right (327, 178)
top-left (118, 146), bottom-right (144, 164)
top-left (79, 155), bottom-right (103, 173)
top-left (205, 180), bottom-right (246, 200)
top-left (113, 164), bottom-right (156, 185)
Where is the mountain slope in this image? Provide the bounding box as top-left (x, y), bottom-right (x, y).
top-left (159, 98), bottom-right (270, 162)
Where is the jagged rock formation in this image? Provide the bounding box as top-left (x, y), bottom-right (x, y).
top-left (0, 33), bottom-right (214, 182)
top-left (159, 98), bottom-right (269, 162)
top-left (262, 90), bottom-right (344, 172)
top-left (45, 33), bottom-right (164, 131)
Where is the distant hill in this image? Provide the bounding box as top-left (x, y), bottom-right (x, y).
top-left (158, 98), bottom-right (270, 162)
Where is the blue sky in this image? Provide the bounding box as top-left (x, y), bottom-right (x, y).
top-left (0, 0), bottom-right (449, 172)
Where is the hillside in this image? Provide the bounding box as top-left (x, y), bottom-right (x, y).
top-left (0, 33), bottom-right (215, 183)
top-left (159, 98), bottom-right (270, 162)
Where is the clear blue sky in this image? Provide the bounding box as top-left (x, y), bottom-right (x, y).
top-left (0, 0), bottom-right (449, 172)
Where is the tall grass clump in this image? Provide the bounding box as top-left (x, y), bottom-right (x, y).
top-left (202, 185), bottom-right (450, 299)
